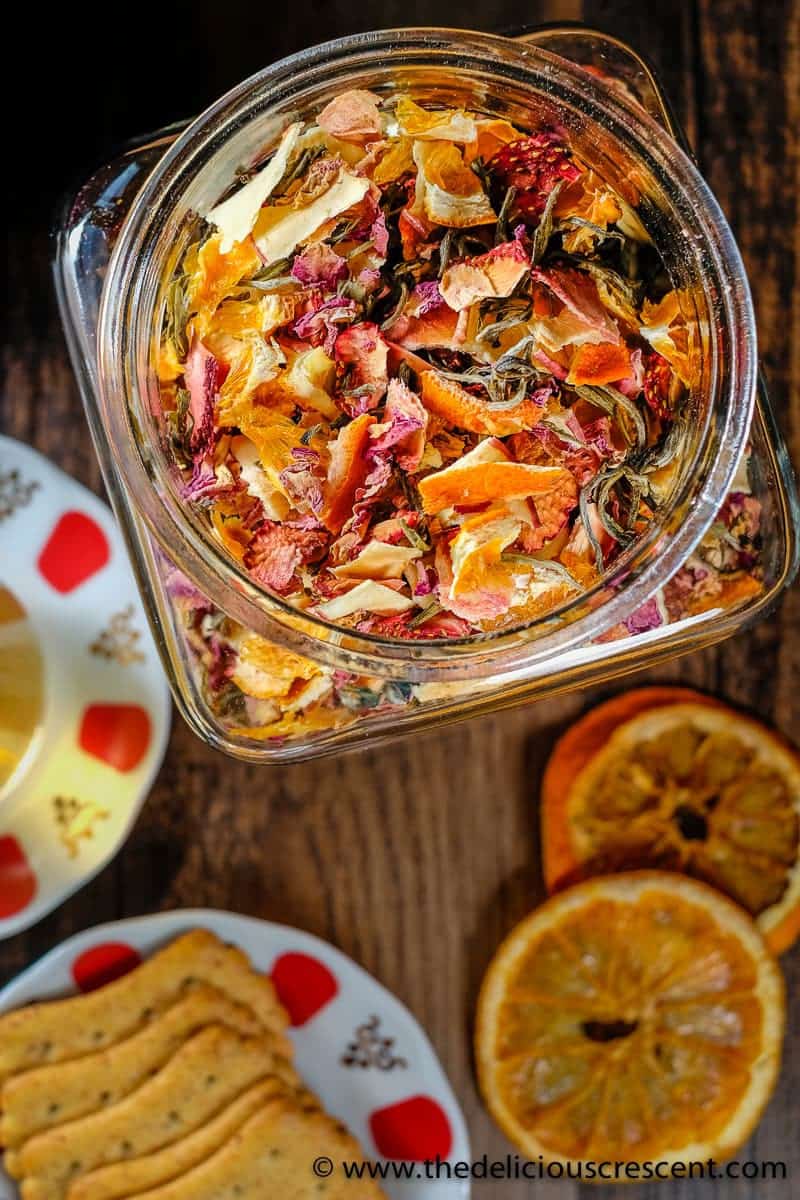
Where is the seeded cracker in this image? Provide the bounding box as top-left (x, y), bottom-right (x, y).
top-left (0, 929), bottom-right (289, 1085)
top-left (7, 1026), bottom-right (300, 1200)
top-left (0, 983), bottom-right (262, 1148)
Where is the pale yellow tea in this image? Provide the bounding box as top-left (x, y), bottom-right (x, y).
top-left (0, 587), bottom-right (43, 791)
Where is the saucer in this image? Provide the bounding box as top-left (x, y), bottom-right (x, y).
top-left (0, 908), bottom-right (471, 1197)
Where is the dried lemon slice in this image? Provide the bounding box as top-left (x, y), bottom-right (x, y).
top-left (476, 872), bottom-right (785, 1168)
top-left (542, 696), bottom-right (800, 954)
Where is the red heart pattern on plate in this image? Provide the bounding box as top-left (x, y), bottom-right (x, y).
top-left (37, 511), bottom-right (110, 594)
top-left (0, 836), bottom-right (37, 919)
top-left (72, 942), bottom-right (143, 992)
top-left (271, 951), bottom-right (339, 1026)
top-left (370, 1095), bottom-right (454, 1161)
top-left (78, 704), bottom-right (152, 772)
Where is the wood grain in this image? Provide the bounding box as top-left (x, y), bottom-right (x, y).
top-left (1, 3), bottom-right (798, 1198)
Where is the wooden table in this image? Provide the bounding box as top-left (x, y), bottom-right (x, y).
top-left (2, 1), bottom-right (798, 1196)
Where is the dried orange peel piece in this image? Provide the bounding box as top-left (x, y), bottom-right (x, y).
top-left (231, 633), bottom-right (321, 702)
top-left (567, 342), bottom-right (632, 386)
top-left (185, 236), bottom-right (261, 339)
top-left (541, 691), bottom-right (800, 954)
top-left (320, 412), bottom-right (375, 533)
top-left (476, 871), bottom-right (785, 1168)
top-left (419, 371), bottom-right (544, 437)
top-left (418, 459), bottom-right (575, 515)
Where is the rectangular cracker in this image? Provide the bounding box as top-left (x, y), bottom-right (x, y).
top-left (0, 930), bottom-right (289, 1085)
top-left (66, 1079), bottom-right (301, 1200)
top-left (1, 982), bottom-right (264, 1148)
top-left (7, 1025), bottom-right (300, 1200)
top-left (116, 1098), bottom-right (388, 1199)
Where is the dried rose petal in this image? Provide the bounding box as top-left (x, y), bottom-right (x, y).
top-left (318, 89), bottom-right (382, 141)
top-left (532, 267), bottom-right (621, 345)
top-left (291, 243), bottom-right (347, 288)
top-left (367, 378), bottom-right (428, 471)
top-left (291, 297), bottom-right (359, 357)
top-left (184, 341), bottom-right (226, 455)
top-left (244, 520), bottom-right (329, 594)
top-left (334, 322), bottom-right (390, 413)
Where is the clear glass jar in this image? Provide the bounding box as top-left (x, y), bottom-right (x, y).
top-left (55, 26), bottom-right (799, 763)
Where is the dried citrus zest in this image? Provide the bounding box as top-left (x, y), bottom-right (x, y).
top-left (320, 412), bottom-right (375, 533)
top-left (236, 413), bottom-right (306, 490)
top-left (542, 695), bottom-right (800, 954)
top-left (213, 333), bottom-right (285, 425)
top-left (444, 511), bottom-right (521, 621)
top-left (554, 170), bottom-right (623, 249)
top-left (157, 340), bottom-right (184, 382)
top-left (440, 242), bottom-right (529, 312)
top-left (419, 371), bottom-right (544, 437)
top-left (476, 872), bottom-right (785, 1168)
top-left (230, 705), bottom-right (352, 741)
top-left (567, 341), bottom-right (632, 386)
top-left (256, 346), bottom-right (339, 421)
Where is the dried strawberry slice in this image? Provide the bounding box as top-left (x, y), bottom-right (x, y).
top-left (643, 350), bottom-right (674, 420)
top-left (488, 132), bottom-right (581, 218)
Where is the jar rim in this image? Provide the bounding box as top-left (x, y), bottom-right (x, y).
top-left (96, 26), bottom-right (757, 682)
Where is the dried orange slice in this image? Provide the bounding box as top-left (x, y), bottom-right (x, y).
top-left (476, 871), bottom-right (785, 1168)
top-left (542, 692), bottom-right (800, 954)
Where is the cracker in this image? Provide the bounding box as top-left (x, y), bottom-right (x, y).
top-left (7, 1025), bottom-right (300, 1200)
top-left (67, 1080), bottom-right (291, 1200)
top-left (0, 930), bottom-right (288, 1085)
top-left (117, 1098), bottom-right (388, 1199)
top-left (1, 983), bottom-right (263, 1148)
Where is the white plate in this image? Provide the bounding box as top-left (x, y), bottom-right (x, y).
top-left (0, 909), bottom-right (470, 1198)
top-left (0, 436), bottom-right (171, 937)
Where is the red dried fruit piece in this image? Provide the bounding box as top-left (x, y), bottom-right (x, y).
top-left (488, 132), bottom-right (581, 218)
top-left (244, 521), bottom-right (329, 594)
top-left (643, 350), bottom-right (674, 419)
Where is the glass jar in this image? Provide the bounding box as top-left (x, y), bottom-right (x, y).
top-left (55, 25), bottom-right (799, 763)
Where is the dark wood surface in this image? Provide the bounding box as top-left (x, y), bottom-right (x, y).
top-left (2, 1), bottom-right (798, 1196)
